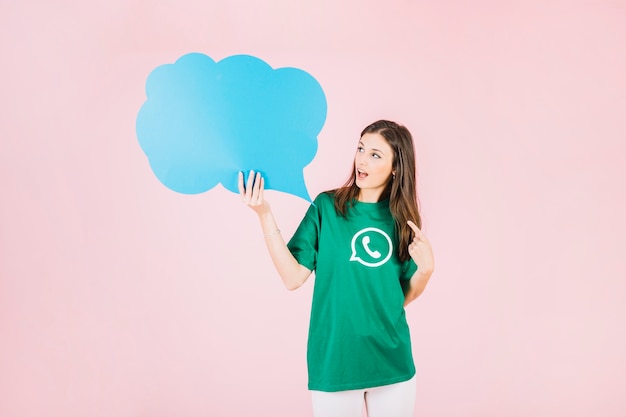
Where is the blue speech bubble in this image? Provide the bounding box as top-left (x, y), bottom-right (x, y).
top-left (136, 53), bottom-right (327, 201)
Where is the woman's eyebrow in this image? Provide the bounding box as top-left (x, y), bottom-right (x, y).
top-left (359, 141), bottom-right (386, 155)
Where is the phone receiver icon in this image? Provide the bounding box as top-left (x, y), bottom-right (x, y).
top-left (361, 235), bottom-right (382, 259)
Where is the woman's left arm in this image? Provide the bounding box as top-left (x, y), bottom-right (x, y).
top-left (403, 220), bottom-right (435, 306)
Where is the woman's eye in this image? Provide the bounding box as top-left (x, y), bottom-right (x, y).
top-left (372, 153), bottom-right (381, 159)
top-left (357, 147), bottom-right (364, 152)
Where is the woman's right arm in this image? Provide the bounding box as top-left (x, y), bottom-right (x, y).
top-left (238, 170), bottom-right (312, 291)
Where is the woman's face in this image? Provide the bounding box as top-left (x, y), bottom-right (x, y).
top-left (354, 132), bottom-right (395, 202)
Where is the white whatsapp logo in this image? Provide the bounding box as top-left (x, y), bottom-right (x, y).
top-left (349, 227), bottom-right (393, 268)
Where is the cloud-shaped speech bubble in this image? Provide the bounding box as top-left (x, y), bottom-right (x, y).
top-left (136, 53), bottom-right (327, 201)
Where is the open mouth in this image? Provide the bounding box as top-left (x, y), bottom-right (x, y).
top-left (357, 168), bottom-right (368, 179)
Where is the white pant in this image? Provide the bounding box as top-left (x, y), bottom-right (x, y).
top-left (310, 376), bottom-right (416, 417)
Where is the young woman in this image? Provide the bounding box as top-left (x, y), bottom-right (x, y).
top-left (238, 120), bottom-right (434, 417)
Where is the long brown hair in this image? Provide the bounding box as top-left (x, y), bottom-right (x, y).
top-left (332, 120), bottom-right (421, 262)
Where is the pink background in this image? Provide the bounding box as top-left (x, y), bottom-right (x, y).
top-left (1, 1), bottom-right (625, 416)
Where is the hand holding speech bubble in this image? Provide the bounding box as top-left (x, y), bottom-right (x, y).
top-left (136, 53), bottom-right (327, 202)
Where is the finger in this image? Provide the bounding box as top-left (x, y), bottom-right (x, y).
top-left (407, 220), bottom-right (421, 237)
top-left (259, 176), bottom-right (265, 202)
top-left (252, 172), bottom-right (262, 201)
top-left (246, 170), bottom-right (255, 197)
top-left (237, 171), bottom-right (245, 196)
top-left (408, 221), bottom-right (428, 245)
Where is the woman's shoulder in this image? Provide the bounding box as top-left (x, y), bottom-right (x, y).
top-left (307, 191), bottom-right (339, 215)
top-left (313, 189), bottom-right (339, 205)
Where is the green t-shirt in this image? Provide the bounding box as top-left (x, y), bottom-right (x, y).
top-left (288, 192), bottom-right (418, 392)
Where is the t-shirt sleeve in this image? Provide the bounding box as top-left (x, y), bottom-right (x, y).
top-left (400, 258), bottom-right (418, 281)
top-left (287, 197), bottom-right (321, 272)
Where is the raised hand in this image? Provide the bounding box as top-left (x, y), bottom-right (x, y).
top-left (407, 220), bottom-right (434, 276)
top-left (238, 170), bottom-right (270, 215)
top-left (237, 170), bottom-right (311, 290)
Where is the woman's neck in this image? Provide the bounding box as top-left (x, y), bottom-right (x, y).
top-left (357, 189), bottom-right (383, 203)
